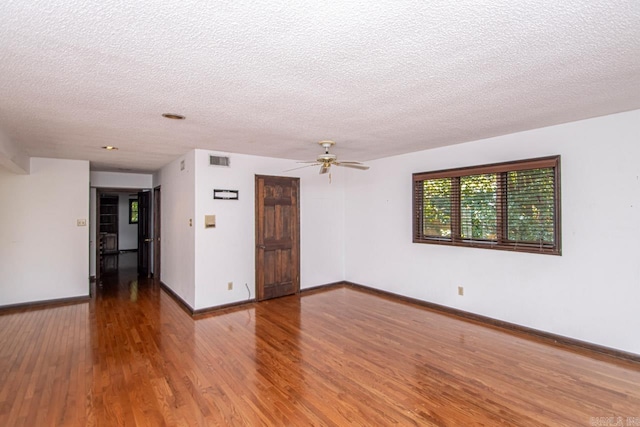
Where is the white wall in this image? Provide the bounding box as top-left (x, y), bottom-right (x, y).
top-left (154, 151), bottom-right (197, 307)
top-left (90, 171), bottom-right (152, 189)
top-left (192, 149), bottom-right (345, 310)
top-left (156, 149), bottom-right (346, 310)
top-left (118, 193), bottom-right (138, 250)
top-left (345, 109), bottom-right (640, 355)
top-left (0, 157), bottom-right (90, 305)
top-left (299, 164), bottom-right (346, 289)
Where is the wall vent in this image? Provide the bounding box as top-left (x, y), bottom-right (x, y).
top-left (209, 155), bottom-right (230, 167)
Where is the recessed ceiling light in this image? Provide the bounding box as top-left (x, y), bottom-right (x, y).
top-left (102, 146), bottom-right (118, 150)
top-left (162, 113), bottom-right (186, 120)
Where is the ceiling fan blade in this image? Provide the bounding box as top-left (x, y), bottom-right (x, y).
top-left (336, 161), bottom-right (364, 165)
top-left (319, 164), bottom-right (330, 174)
top-left (335, 163), bottom-right (370, 170)
top-left (297, 160), bottom-right (320, 164)
top-left (284, 163), bottom-right (320, 172)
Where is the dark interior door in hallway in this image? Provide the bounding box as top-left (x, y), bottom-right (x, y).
top-left (137, 190), bottom-right (151, 277)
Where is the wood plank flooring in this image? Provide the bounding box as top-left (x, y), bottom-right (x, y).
top-left (1, 263), bottom-right (639, 426)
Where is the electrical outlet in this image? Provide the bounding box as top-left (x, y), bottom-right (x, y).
top-left (228, 282), bottom-right (233, 291)
top-left (77, 219), bottom-right (87, 226)
top-left (458, 286), bottom-right (464, 296)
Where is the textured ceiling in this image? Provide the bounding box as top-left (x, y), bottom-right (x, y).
top-left (1, 0), bottom-right (639, 172)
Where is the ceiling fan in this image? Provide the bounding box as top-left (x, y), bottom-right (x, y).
top-left (288, 140), bottom-right (370, 175)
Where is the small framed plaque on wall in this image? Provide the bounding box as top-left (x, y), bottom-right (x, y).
top-left (213, 189), bottom-right (239, 200)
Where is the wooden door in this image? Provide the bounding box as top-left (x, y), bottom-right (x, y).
top-left (137, 191), bottom-right (151, 277)
top-left (153, 186), bottom-right (161, 281)
top-left (95, 192), bottom-right (101, 284)
top-left (255, 175), bottom-right (300, 301)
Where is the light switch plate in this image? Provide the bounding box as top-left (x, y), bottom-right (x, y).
top-left (77, 219), bottom-right (87, 226)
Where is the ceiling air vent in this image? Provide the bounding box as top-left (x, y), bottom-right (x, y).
top-left (209, 155), bottom-right (230, 167)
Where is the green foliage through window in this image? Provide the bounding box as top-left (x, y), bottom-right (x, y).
top-left (414, 156), bottom-right (560, 255)
top-left (507, 168), bottom-right (555, 244)
top-left (460, 173), bottom-right (497, 240)
top-left (129, 199), bottom-right (139, 224)
top-left (422, 178), bottom-right (451, 238)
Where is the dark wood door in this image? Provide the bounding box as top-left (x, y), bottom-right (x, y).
top-left (153, 186), bottom-right (161, 281)
top-left (255, 175), bottom-right (300, 301)
top-left (137, 191), bottom-right (151, 277)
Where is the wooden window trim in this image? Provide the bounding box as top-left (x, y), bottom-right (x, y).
top-left (413, 156), bottom-right (561, 255)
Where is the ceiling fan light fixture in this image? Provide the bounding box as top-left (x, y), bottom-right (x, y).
top-left (162, 113), bottom-right (186, 120)
top-left (317, 153), bottom-right (337, 162)
top-left (102, 146), bottom-right (118, 150)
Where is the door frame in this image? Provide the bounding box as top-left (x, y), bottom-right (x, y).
top-left (255, 175), bottom-right (300, 301)
top-left (95, 187), bottom-right (149, 282)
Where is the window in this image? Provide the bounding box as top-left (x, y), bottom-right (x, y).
top-left (129, 199), bottom-right (139, 224)
top-left (413, 156), bottom-right (561, 255)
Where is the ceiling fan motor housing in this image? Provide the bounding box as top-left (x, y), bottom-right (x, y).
top-left (317, 153), bottom-right (337, 163)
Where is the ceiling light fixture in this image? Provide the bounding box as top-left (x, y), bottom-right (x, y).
top-left (102, 146), bottom-right (118, 150)
top-left (162, 113), bottom-right (186, 120)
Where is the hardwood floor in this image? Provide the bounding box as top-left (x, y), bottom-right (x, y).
top-left (1, 263), bottom-right (639, 426)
